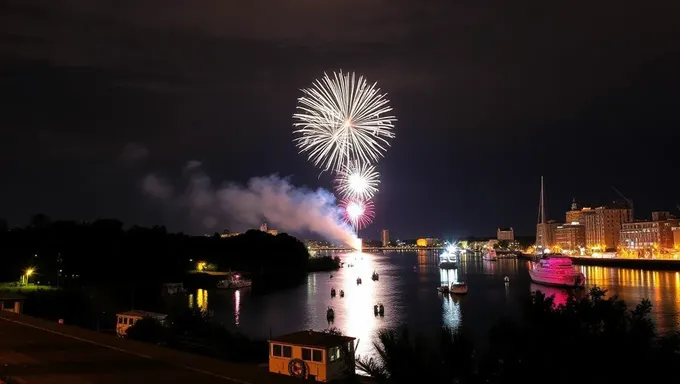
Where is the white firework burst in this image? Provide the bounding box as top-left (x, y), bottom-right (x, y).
top-left (292, 71), bottom-right (396, 173)
top-left (335, 160), bottom-right (380, 200)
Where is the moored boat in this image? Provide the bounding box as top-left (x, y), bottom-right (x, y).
top-left (529, 254), bottom-right (586, 288)
top-left (450, 282), bottom-right (468, 294)
top-left (482, 248), bottom-right (498, 261)
top-left (216, 273), bottom-right (252, 289)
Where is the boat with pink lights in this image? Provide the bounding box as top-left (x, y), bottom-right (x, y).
top-left (216, 273), bottom-right (252, 289)
top-left (529, 254), bottom-right (586, 288)
top-left (482, 248), bottom-right (498, 261)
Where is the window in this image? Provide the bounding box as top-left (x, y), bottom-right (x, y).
top-left (312, 349), bottom-right (323, 362)
top-left (329, 347), bottom-right (341, 362)
top-left (272, 344), bottom-right (282, 357)
top-left (302, 348), bottom-right (312, 361)
top-left (117, 317), bottom-right (123, 324)
top-left (282, 345), bottom-right (292, 358)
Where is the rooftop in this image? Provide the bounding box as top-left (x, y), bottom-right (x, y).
top-left (269, 331), bottom-right (355, 348)
top-left (117, 310), bottom-right (167, 319)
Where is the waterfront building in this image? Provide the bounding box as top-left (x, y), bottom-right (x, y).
top-left (565, 198), bottom-right (585, 224)
top-left (583, 205), bottom-right (632, 250)
top-left (268, 330), bottom-right (356, 382)
top-left (416, 238), bottom-right (439, 247)
top-left (620, 217), bottom-right (679, 249)
top-left (497, 227), bottom-right (514, 241)
top-left (673, 227), bottom-right (680, 248)
top-left (381, 228), bottom-right (390, 247)
top-left (555, 223), bottom-right (586, 252)
top-left (536, 221), bottom-right (559, 249)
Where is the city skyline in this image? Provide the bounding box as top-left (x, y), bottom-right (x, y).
top-left (1, 2), bottom-right (678, 239)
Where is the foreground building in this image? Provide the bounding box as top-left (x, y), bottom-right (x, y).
top-left (269, 330), bottom-right (356, 382)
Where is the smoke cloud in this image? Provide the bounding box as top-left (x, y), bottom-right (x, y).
top-left (141, 173), bottom-right (173, 200)
top-left (141, 162), bottom-right (358, 248)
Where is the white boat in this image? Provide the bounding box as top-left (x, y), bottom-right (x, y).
top-left (439, 253), bottom-right (457, 269)
top-left (450, 282), bottom-right (468, 294)
top-left (216, 273), bottom-right (252, 289)
top-left (529, 254), bottom-right (586, 288)
top-left (482, 248), bottom-right (498, 261)
top-left (437, 284), bottom-right (450, 293)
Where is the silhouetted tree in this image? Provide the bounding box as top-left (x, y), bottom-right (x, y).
top-left (126, 317), bottom-right (167, 343)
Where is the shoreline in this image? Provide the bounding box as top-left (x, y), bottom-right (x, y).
top-left (518, 253), bottom-right (680, 271)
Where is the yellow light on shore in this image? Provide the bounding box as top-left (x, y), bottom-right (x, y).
top-left (25, 268), bottom-right (34, 277)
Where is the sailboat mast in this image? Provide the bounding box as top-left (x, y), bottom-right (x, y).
top-left (540, 176), bottom-right (546, 225)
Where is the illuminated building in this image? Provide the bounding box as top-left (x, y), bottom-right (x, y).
top-left (416, 238), bottom-right (437, 247)
top-left (583, 205), bottom-right (632, 250)
top-left (555, 223), bottom-right (586, 251)
top-left (221, 230), bottom-right (241, 238)
top-left (673, 227), bottom-right (680, 248)
top-left (565, 198), bottom-right (586, 224)
top-left (380, 229), bottom-right (390, 246)
top-left (620, 216), bottom-right (679, 249)
top-left (497, 227), bottom-right (514, 241)
top-left (536, 221), bottom-right (559, 249)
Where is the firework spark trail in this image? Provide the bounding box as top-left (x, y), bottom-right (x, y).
top-left (340, 198), bottom-right (375, 232)
top-left (334, 160), bottom-right (380, 201)
top-left (293, 71), bottom-right (396, 174)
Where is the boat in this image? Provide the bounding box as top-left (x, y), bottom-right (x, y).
top-left (450, 282), bottom-right (468, 294)
top-left (529, 254), bottom-right (586, 288)
top-left (339, 290), bottom-right (344, 297)
top-left (371, 271), bottom-right (379, 281)
top-left (373, 303), bottom-right (385, 316)
top-left (439, 253), bottom-right (457, 269)
top-left (437, 284), bottom-right (450, 294)
top-left (356, 277), bottom-right (362, 285)
top-left (504, 276), bottom-right (510, 283)
top-left (529, 177), bottom-right (586, 288)
top-left (482, 248), bottom-right (498, 261)
top-left (216, 273), bottom-right (252, 289)
top-left (331, 288), bottom-right (336, 297)
top-left (326, 307), bottom-right (335, 322)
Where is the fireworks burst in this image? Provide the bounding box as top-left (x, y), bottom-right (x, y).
top-left (293, 71), bottom-right (396, 173)
top-left (334, 160), bottom-right (380, 201)
top-left (340, 198), bottom-right (375, 231)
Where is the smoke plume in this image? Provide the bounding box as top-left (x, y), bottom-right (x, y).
top-left (142, 162), bottom-right (358, 248)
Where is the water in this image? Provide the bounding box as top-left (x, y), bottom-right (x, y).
top-left (182, 251), bottom-right (680, 359)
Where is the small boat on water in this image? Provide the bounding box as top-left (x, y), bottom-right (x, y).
top-left (326, 307), bottom-right (335, 322)
top-left (373, 303), bottom-right (385, 316)
top-left (216, 273), bottom-right (252, 289)
top-left (356, 277), bottom-right (362, 285)
top-left (437, 284), bottom-right (450, 294)
top-left (371, 271), bottom-right (379, 281)
top-left (482, 248), bottom-right (498, 261)
top-left (331, 288), bottom-right (336, 297)
top-left (339, 290), bottom-right (344, 298)
top-left (529, 254), bottom-right (586, 288)
top-left (504, 276), bottom-right (510, 283)
top-left (450, 282), bottom-right (468, 294)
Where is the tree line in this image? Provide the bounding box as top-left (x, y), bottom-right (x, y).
top-left (0, 215), bottom-right (311, 286)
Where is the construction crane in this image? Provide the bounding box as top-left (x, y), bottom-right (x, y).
top-left (612, 186), bottom-right (634, 219)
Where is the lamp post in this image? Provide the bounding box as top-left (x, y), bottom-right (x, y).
top-left (24, 268), bottom-right (34, 285)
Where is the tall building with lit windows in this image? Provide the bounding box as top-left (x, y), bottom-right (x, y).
top-left (583, 205), bottom-right (632, 250)
top-left (380, 229), bottom-right (390, 247)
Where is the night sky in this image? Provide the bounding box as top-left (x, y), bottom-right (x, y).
top-left (1, 1), bottom-right (679, 240)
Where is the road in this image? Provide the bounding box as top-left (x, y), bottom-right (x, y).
top-left (0, 312), bottom-right (303, 384)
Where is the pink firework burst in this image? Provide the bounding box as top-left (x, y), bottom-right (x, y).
top-left (339, 198), bottom-right (375, 230)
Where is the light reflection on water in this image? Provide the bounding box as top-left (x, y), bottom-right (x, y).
top-left (179, 252), bottom-right (680, 360)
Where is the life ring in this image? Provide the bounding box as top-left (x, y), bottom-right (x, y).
top-left (288, 358), bottom-right (307, 378)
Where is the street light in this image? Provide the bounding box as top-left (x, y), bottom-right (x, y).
top-left (24, 268), bottom-right (34, 285)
